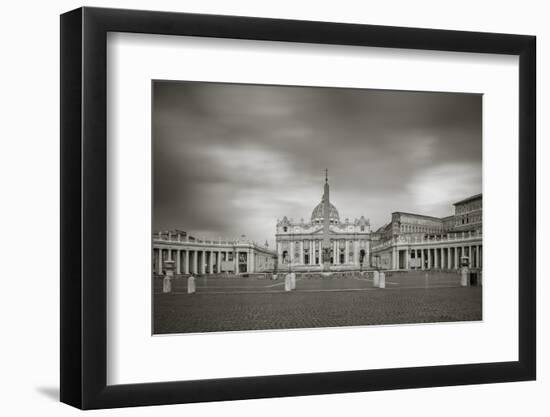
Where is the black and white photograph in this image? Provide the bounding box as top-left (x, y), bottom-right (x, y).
top-left (152, 81), bottom-right (483, 334)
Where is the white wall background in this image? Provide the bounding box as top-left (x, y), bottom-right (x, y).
top-left (0, 0), bottom-right (546, 415)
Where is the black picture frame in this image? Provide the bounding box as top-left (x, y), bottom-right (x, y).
top-left (60, 6), bottom-right (536, 410)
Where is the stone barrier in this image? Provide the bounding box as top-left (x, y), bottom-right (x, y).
top-left (290, 272), bottom-right (296, 290)
top-left (284, 274), bottom-right (292, 292)
top-left (373, 270), bottom-right (380, 288)
top-left (162, 276), bottom-right (172, 293)
top-left (187, 276), bottom-right (196, 294)
top-left (461, 266), bottom-right (469, 287)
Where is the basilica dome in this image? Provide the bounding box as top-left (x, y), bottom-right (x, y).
top-left (311, 199), bottom-right (340, 224)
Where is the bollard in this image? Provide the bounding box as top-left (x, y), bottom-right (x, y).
top-left (284, 274), bottom-right (292, 292)
top-left (461, 266), bottom-right (469, 287)
top-left (162, 259), bottom-right (175, 293)
top-left (379, 272), bottom-right (386, 289)
top-left (163, 276), bottom-right (172, 293)
top-left (373, 270), bottom-right (380, 288)
top-left (290, 272), bottom-right (296, 290)
top-left (187, 276), bottom-right (196, 294)
top-left (272, 273), bottom-right (278, 280)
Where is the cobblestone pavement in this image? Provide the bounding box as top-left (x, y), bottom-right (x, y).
top-left (153, 274), bottom-right (482, 334)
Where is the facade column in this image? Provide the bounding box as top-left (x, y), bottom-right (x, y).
top-left (184, 250), bottom-right (189, 274)
top-left (300, 241), bottom-right (304, 265)
top-left (406, 249), bottom-right (410, 270)
top-left (167, 248), bottom-right (172, 261)
top-left (479, 245), bottom-right (483, 269)
top-left (290, 241), bottom-right (295, 266)
top-left (234, 249), bottom-right (239, 273)
top-left (447, 247), bottom-right (451, 270)
top-left (427, 248), bottom-right (432, 269)
top-left (420, 248), bottom-right (425, 270)
top-left (309, 240), bottom-right (314, 265)
top-left (217, 251), bottom-right (222, 273)
top-left (345, 240), bottom-right (349, 264)
top-left (276, 241), bottom-right (282, 265)
top-left (333, 241), bottom-right (338, 265)
top-left (354, 241), bottom-right (360, 266)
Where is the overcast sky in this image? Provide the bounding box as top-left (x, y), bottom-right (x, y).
top-left (153, 81), bottom-right (481, 247)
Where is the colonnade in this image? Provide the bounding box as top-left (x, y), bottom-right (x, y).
top-left (391, 244), bottom-right (482, 270)
top-left (153, 247), bottom-right (258, 275)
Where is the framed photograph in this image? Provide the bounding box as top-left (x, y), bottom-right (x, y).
top-left (60, 7), bottom-right (536, 409)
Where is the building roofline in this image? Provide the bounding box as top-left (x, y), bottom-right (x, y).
top-left (453, 193), bottom-right (482, 206)
top-left (391, 211), bottom-right (445, 221)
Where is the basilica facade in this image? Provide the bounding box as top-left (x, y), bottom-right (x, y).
top-left (275, 175), bottom-right (371, 272)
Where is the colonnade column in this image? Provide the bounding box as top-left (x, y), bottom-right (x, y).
top-left (157, 249), bottom-right (163, 275)
top-left (192, 250), bottom-right (198, 274)
top-left (309, 240), bottom-right (314, 265)
top-left (246, 250), bottom-right (251, 273)
top-left (300, 241), bottom-right (304, 265)
top-left (454, 247), bottom-right (458, 269)
top-left (184, 250), bottom-right (189, 274)
top-left (176, 250), bottom-right (181, 274)
top-left (234, 250), bottom-right (239, 273)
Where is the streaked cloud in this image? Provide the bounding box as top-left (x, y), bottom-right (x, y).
top-left (153, 81), bottom-right (482, 247)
